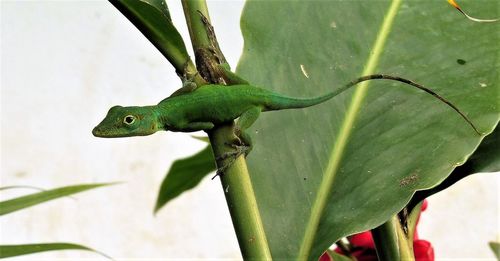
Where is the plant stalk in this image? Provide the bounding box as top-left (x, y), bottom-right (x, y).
top-left (181, 0), bottom-right (212, 50)
top-left (209, 124), bottom-right (271, 259)
top-left (181, 1), bottom-right (271, 259)
top-left (372, 215), bottom-right (414, 261)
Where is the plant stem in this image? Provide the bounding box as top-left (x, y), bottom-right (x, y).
top-left (372, 215), bottom-right (414, 261)
top-left (209, 124), bottom-right (271, 259)
top-left (181, 0), bottom-right (212, 50)
top-left (397, 222), bottom-right (415, 261)
top-left (181, 1), bottom-right (271, 259)
top-left (372, 217), bottom-right (400, 261)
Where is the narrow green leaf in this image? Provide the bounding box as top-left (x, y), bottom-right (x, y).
top-left (0, 185), bottom-right (44, 192)
top-left (141, 0), bottom-right (171, 21)
top-left (0, 183), bottom-right (114, 216)
top-left (490, 242), bottom-right (500, 260)
top-left (109, 0), bottom-right (191, 73)
top-left (154, 145), bottom-right (215, 214)
top-left (0, 243), bottom-right (109, 259)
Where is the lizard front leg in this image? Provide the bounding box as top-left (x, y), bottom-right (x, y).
top-left (170, 61), bottom-right (200, 97)
top-left (234, 106), bottom-right (262, 153)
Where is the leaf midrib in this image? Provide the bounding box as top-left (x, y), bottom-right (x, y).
top-left (297, 0), bottom-right (403, 258)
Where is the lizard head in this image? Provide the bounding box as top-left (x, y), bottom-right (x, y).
top-left (93, 105), bottom-right (160, 138)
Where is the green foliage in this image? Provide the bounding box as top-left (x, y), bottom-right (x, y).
top-left (109, 0), bottom-right (191, 73)
top-left (0, 183), bottom-right (114, 216)
top-left (408, 124), bottom-right (499, 211)
top-left (0, 185), bottom-right (44, 192)
top-left (237, 1), bottom-right (499, 259)
top-left (0, 184), bottom-right (114, 258)
top-left (105, 0), bottom-right (499, 259)
top-left (458, 124), bottom-right (500, 173)
top-left (0, 243), bottom-right (108, 259)
top-left (155, 145), bottom-right (215, 213)
top-left (490, 242), bottom-right (500, 260)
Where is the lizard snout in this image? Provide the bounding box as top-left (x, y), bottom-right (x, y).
top-left (92, 126), bottom-right (107, 137)
top-left (92, 126), bottom-right (101, 137)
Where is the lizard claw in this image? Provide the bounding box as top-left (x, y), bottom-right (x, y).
top-left (212, 143), bottom-right (251, 179)
top-left (216, 144), bottom-right (250, 161)
top-left (211, 168), bottom-right (225, 180)
top-left (215, 150), bottom-right (240, 162)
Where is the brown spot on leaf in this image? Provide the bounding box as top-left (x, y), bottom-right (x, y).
top-left (399, 174), bottom-right (419, 187)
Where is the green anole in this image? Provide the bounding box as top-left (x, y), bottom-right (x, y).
top-left (93, 74), bottom-right (480, 173)
top-left (94, 1), bottom-right (491, 141)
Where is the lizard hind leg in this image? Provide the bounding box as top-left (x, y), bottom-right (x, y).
top-left (213, 107), bottom-right (262, 178)
top-left (234, 106), bottom-right (262, 154)
top-left (216, 106), bottom-right (262, 160)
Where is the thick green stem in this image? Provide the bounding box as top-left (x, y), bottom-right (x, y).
top-left (181, 1), bottom-right (271, 259)
top-left (209, 124), bottom-right (271, 259)
top-left (181, 0), bottom-right (212, 50)
top-left (372, 217), bottom-right (400, 261)
top-left (372, 216), bottom-right (414, 261)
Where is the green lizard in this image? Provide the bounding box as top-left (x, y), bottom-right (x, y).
top-left (93, 75), bottom-right (480, 169)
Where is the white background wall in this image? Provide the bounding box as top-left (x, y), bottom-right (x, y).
top-left (0, 1), bottom-right (498, 260)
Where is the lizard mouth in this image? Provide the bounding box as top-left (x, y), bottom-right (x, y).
top-left (92, 126), bottom-right (106, 137)
top-left (92, 126), bottom-right (137, 138)
top-left (92, 126), bottom-right (122, 138)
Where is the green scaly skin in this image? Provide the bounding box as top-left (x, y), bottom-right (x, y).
top-left (93, 75), bottom-right (481, 172)
top-left (93, 84), bottom-right (333, 140)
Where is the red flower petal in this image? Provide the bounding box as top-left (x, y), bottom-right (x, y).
top-left (414, 240), bottom-right (434, 261)
top-left (319, 252), bottom-right (332, 261)
top-left (322, 200), bottom-right (433, 261)
top-left (349, 231), bottom-right (375, 248)
top-left (421, 200), bottom-right (428, 211)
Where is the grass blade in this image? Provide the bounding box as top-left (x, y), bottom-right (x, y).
top-left (0, 243), bottom-right (110, 259)
top-left (0, 183), bottom-right (115, 216)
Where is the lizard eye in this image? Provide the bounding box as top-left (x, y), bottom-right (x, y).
top-left (123, 115), bottom-right (136, 125)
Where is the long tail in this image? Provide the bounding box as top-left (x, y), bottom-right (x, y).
top-left (273, 74), bottom-right (481, 135)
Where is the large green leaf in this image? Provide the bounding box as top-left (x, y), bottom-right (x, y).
top-left (109, 0), bottom-right (190, 72)
top-left (0, 243), bottom-right (108, 259)
top-left (409, 123), bottom-right (499, 210)
top-left (0, 183), bottom-right (114, 216)
top-left (154, 145), bottom-right (215, 214)
top-left (458, 123), bottom-right (499, 173)
top-left (237, 0), bottom-right (499, 259)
